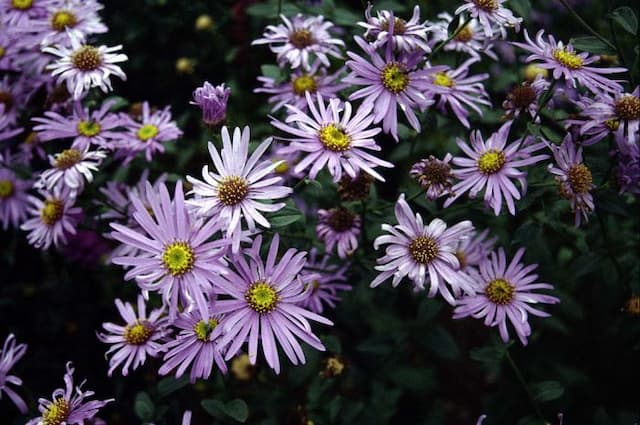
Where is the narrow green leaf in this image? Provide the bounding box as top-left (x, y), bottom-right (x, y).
top-left (202, 399), bottom-right (249, 423)
top-left (570, 36), bottom-right (615, 55)
top-left (157, 375), bottom-right (189, 398)
top-left (134, 392), bottom-right (154, 422)
top-left (611, 7), bottom-right (638, 35)
top-left (531, 380), bottom-right (565, 401)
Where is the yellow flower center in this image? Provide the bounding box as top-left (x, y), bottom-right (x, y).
top-left (319, 124), bottom-right (351, 152)
top-left (217, 175), bottom-right (249, 206)
top-left (42, 397), bottom-right (70, 425)
top-left (162, 241), bottom-right (195, 276)
top-left (523, 64), bottom-right (549, 82)
top-left (136, 124), bottom-right (159, 141)
top-left (51, 10), bottom-right (77, 31)
top-left (245, 281), bottom-right (278, 314)
top-left (552, 48), bottom-right (584, 70)
top-left (54, 149), bottom-right (82, 170)
top-left (71, 45), bottom-right (102, 71)
top-left (485, 278), bottom-right (515, 304)
top-left (193, 319), bottom-right (219, 342)
top-left (289, 29), bottom-right (314, 48)
top-left (272, 159), bottom-right (290, 174)
top-left (381, 63), bottom-right (409, 94)
top-left (0, 179), bottom-right (14, 199)
top-left (292, 74), bottom-right (317, 96)
top-left (567, 163), bottom-right (592, 194)
top-left (454, 25), bottom-right (474, 42)
top-left (477, 150), bottom-right (506, 175)
top-left (614, 95), bottom-right (640, 120)
top-left (409, 235), bottom-right (439, 264)
top-left (433, 72), bottom-right (455, 88)
top-left (605, 118), bottom-right (620, 131)
top-left (0, 47), bottom-right (6, 58)
top-left (231, 353), bottom-right (254, 381)
top-left (41, 199), bottom-right (64, 225)
top-left (123, 320), bottom-right (154, 345)
top-left (11, 0), bottom-right (33, 10)
top-left (473, 0), bottom-right (498, 10)
top-left (77, 120), bottom-right (102, 137)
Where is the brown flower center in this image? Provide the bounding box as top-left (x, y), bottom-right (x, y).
top-left (381, 17), bottom-right (407, 35)
top-left (614, 95), bottom-right (640, 120)
top-left (509, 84), bottom-right (537, 109)
top-left (289, 29), bottom-right (314, 48)
top-left (217, 175), bottom-right (249, 206)
top-left (414, 159), bottom-right (452, 187)
top-left (0, 91), bottom-right (13, 111)
top-left (567, 163), bottom-right (592, 194)
top-left (454, 25), bottom-right (474, 42)
top-left (54, 149), bottom-right (82, 170)
top-left (123, 320), bottom-right (154, 345)
top-left (473, 0), bottom-right (498, 10)
top-left (409, 235), bottom-right (439, 264)
top-left (326, 207), bottom-right (356, 232)
top-left (71, 45), bottom-right (102, 71)
top-left (485, 278), bottom-right (515, 304)
top-left (51, 10), bottom-right (77, 31)
top-left (337, 173), bottom-right (375, 201)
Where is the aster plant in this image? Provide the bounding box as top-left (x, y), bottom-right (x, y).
top-left (0, 334), bottom-right (27, 414)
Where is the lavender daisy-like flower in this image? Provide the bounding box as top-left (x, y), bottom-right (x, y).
top-left (271, 92), bottom-right (393, 182)
top-left (97, 295), bottom-right (169, 376)
top-left (428, 13), bottom-right (497, 61)
top-left (214, 234), bottom-right (333, 374)
top-left (452, 229), bottom-right (496, 273)
top-left (371, 194), bottom-right (475, 305)
top-left (0, 167), bottom-right (31, 230)
top-left (115, 102), bottom-right (182, 163)
top-left (36, 145), bottom-right (106, 193)
top-left (158, 297), bottom-right (228, 383)
top-left (410, 154), bottom-right (454, 200)
top-left (444, 121), bottom-right (548, 215)
top-left (547, 135), bottom-right (595, 226)
top-left (511, 30), bottom-right (626, 94)
top-left (191, 81), bottom-right (229, 127)
top-left (26, 362), bottom-right (113, 425)
top-left (21, 186), bottom-right (81, 249)
top-left (344, 36), bottom-right (442, 141)
top-left (255, 61), bottom-right (346, 113)
top-left (110, 180), bottom-right (227, 318)
top-left (615, 139), bottom-right (640, 195)
top-left (44, 34), bottom-right (127, 99)
top-left (502, 76), bottom-right (549, 121)
top-left (454, 0), bottom-right (522, 39)
top-left (358, 4), bottom-right (431, 53)
top-left (252, 14), bottom-right (344, 70)
top-left (0, 105), bottom-right (23, 142)
top-left (186, 126), bottom-right (292, 253)
top-left (0, 0), bottom-right (50, 25)
top-left (32, 100), bottom-right (124, 149)
top-left (424, 58), bottom-right (491, 128)
top-left (316, 207), bottom-right (361, 259)
top-left (0, 334), bottom-right (27, 414)
top-left (298, 248), bottom-right (351, 314)
top-left (453, 247), bottom-right (559, 345)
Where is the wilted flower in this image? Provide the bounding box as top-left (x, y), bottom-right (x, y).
top-left (191, 81), bottom-right (230, 127)
top-left (454, 0), bottom-right (522, 39)
top-left (316, 207), bottom-right (361, 259)
top-left (0, 167), bottom-right (31, 230)
top-left (410, 154), bottom-right (454, 200)
top-left (0, 334), bottom-right (28, 413)
top-left (502, 76), bottom-right (549, 121)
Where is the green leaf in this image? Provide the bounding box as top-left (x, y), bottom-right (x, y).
top-left (321, 334), bottom-right (342, 353)
top-left (424, 326), bottom-right (460, 359)
top-left (531, 380), bottom-right (565, 401)
top-left (570, 36), bottom-right (615, 55)
top-left (134, 392), bottom-right (154, 422)
top-left (269, 205), bottom-right (303, 227)
top-left (470, 343), bottom-right (511, 374)
top-left (157, 375), bottom-right (189, 398)
top-left (508, 0), bottom-right (532, 20)
top-left (611, 7), bottom-right (638, 35)
top-left (202, 399), bottom-right (249, 423)
top-left (260, 64), bottom-right (283, 82)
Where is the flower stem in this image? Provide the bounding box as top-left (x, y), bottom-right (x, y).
top-left (556, 0), bottom-right (616, 50)
top-left (506, 350), bottom-right (546, 421)
top-left (429, 16), bottom-right (473, 58)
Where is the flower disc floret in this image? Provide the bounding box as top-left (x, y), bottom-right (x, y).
top-left (11, 0), bottom-right (32, 9)
top-left (614, 95), bottom-right (640, 120)
top-left (123, 321), bottom-right (154, 345)
top-left (245, 281), bottom-right (278, 313)
top-left (136, 124), bottom-right (159, 141)
top-left (485, 278), bottom-right (515, 304)
top-left (292, 74), bottom-right (317, 95)
top-left (71, 45), bottom-right (102, 71)
top-left (162, 241), bottom-right (195, 276)
top-left (193, 319), bottom-right (219, 342)
top-left (567, 164), bottom-right (592, 194)
top-left (326, 208), bottom-right (356, 232)
top-left (473, 0), bottom-right (498, 10)
top-left (289, 29), bottom-right (314, 48)
top-left (51, 10), bottom-right (77, 31)
top-left (552, 48), bottom-right (584, 70)
top-left (454, 25), bottom-right (474, 42)
top-left (380, 17), bottom-right (407, 34)
top-left (433, 72), bottom-right (455, 88)
top-left (409, 235), bottom-right (439, 264)
top-left (0, 179), bottom-right (14, 198)
top-left (41, 199), bottom-right (64, 225)
top-left (477, 150), bottom-right (506, 174)
top-left (217, 175), bottom-right (249, 206)
top-left (319, 124), bottom-right (351, 152)
top-left (381, 63), bottom-right (409, 93)
top-left (77, 120), bottom-right (101, 137)
top-left (42, 398), bottom-right (70, 425)
top-left (54, 149), bottom-right (82, 170)
top-left (509, 85), bottom-right (537, 108)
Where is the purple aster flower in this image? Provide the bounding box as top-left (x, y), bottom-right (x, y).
top-left (186, 126), bottom-right (292, 253)
top-left (214, 234), bottom-right (333, 374)
top-left (454, 0), bottom-right (522, 39)
top-left (0, 75), bottom-right (30, 126)
top-left (512, 30), bottom-right (626, 94)
top-left (547, 134), bottom-right (595, 226)
top-left (0, 333), bottom-right (28, 414)
top-left (371, 194), bottom-right (475, 305)
top-left (424, 58), bottom-right (491, 128)
top-left (0, 32), bottom-right (22, 71)
top-left (158, 296), bottom-right (228, 383)
top-left (271, 92), bottom-right (393, 182)
top-left (16, 131), bottom-right (47, 163)
top-left (21, 186), bottom-right (81, 249)
top-left (358, 4), bottom-right (431, 53)
top-left (191, 81), bottom-right (229, 127)
top-left (452, 228), bottom-right (496, 273)
top-left (32, 99), bottom-right (124, 149)
top-left (453, 247), bottom-right (559, 345)
top-left (428, 13), bottom-right (497, 61)
top-left (255, 61), bottom-right (346, 113)
top-left (344, 36), bottom-right (442, 141)
top-left (252, 14), bottom-right (344, 70)
top-left (298, 248), bottom-right (351, 314)
top-left (444, 121), bottom-right (549, 215)
top-left (410, 154), bottom-right (455, 200)
top-left (114, 102), bottom-right (182, 163)
top-left (23, 0), bottom-right (107, 48)
top-left (36, 145), bottom-right (106, 193)
top-left (110, 180), bottom-right (227, 318)
top-left (0, 105), bottom-right (23, 142)
top-left (44, 34), bottom-right (127, 100)
top-left (0, 0), bottom-right (50, 25)
top-left (502, 76), bottom-right (549, 121)
top-left (97, 295), bottom-right (169, 376)
top-left (316, 207), bottom-right (361, 259)
top-left (0, 167), bottom-right (31, 230)
top-left (615, 138), bottom-right (640, 195)
top-left (26, 362), bottom-right (113, 425)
